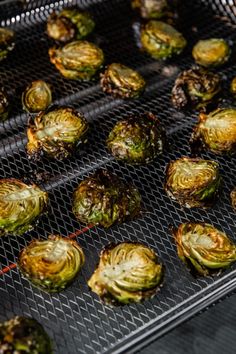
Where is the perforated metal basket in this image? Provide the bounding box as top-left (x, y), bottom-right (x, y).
top-left (1, 1), bottom-right (236, 353)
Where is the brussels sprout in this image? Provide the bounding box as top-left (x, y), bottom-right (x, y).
top-left (22, 80), bottom-right (52, 113)
top-left (131, 0), bottom-right (169, 19)
top-left (88, 242), bottom-right (164, 305)
top-left (72, 169), bottom-right (141, 228)
top-left (165, 157), bottom-right (221, 208)
top-left (100, 63), bottom-right (146, 99)
top-left (192, 38), bottom-right (230, 68)
top-left (231, 188), bottom-right (236, 210)
top-left (0, 88), bottom-right (9, 122)
top-left (26, 107), bottom-right (88, 160)
top-left (49, 40), bottom-right (104, 80)
top-left (0, 28), bottom-right (15, 62)
top-left (173, 222), bottom-right (236, 275)
top-left (140, 20), bottom-right (186, 60)
top-left (47, 7), bottom-right (95, 43)
top-left (171, 67), bottom-right (221, 110)
top-left (190, 108), bottom-right (236, 155)
top-left (230, 77), bottom-right (236, 97)
top-left (18, 235), bottom-right (85, 292)
top-left (0, 316), bottom-right (52, 353)
top-left (0, 179), bottom-right (48, 236)
top-left (106, 112), bottom-right (166, 164)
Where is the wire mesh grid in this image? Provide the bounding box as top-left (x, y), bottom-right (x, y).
top-left (1, 0), bottom-right (236, 353)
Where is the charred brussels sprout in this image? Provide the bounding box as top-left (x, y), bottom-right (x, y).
top-left (140, 20), bottom-right (186, 60)
top-left (49, 40), bottom-right (104, 80)
top-left (230, 77), bottom-right (236, 97)
top-left (22, 80), bottom-right (52, 113)
top-left (26, 107), bottom-right (88, 160)
top-left (231, 188), bottom-right (236, 210)
top-left (107, 112), bottom-right (166, 164)
top-left (171, 67), bottom-right (221, 110)
top-left (18, 235), bottom-right (85, 292)
top-left (72, 169), bottom-right (141, 228)
top-left (173, 222), bottom-right (236, 275)
top-left (191, 108), bottom-right (236, 155)
top-left (100, 63), bottom-right (146, 99)
top-left (0, 88), bottom-right (9, 122)
top-left (0, 316), bottom-right (52, 353)
top-left (88, 242), bottom-right (164, 305)
top-left (0, 28), bottom-right (15, 62)
top-left (165, 157), bottom-right (221, 208)
top-left (0, 179), bottom-right (48, 236)
top-left (47, 7), bottom-right (95, 43)
top-left (131, 0), bottom-right (169, 19)
top-left (192, 38), bottom-right (230, 68)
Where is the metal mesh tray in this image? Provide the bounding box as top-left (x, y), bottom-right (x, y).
top-left (1, 0), bottom-right (236, 353)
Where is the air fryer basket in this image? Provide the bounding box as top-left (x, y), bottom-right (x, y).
top-left (1, 0), bottom-right (236, 353)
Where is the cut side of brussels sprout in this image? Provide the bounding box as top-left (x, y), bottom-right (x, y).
top-left (192, 38), bottom-right (230, 68)
top-left (0, 88), bottom-right (10, 122)
top-left (106, 112), bottom-right (166, 164)
top-left (190, 108), bottom-right (236, 155)
top-left (131, 0), bottom-right (169, 19)
top-left (26, 106), bottom-right (88, 160)
top-left (22, 80), bottom-right (52, 113)
top-left (230, 77), bottom-right (236, 97)
top-left (100, 63), bottom-right (146, 99)
top-left (0, 179), bottom-right (48, 236)
top-left (49, 40), bottom-right (104, 80)
top-left (0, 27), bottom-right (15, 62)
top-left (18, 235), bottom-right (85, 293)
top-left (47, 7), bottom-right (95, 43)
top-left (0, 316), bottom-right (52, 353)
top-left (140, 20), bottom-right (186, 60)
top-left (72, 169), bottom-right (141, 228)
top-left (165, 157), bottom-right (221, 208)
top-left (230, 188), bottom-right (236, 210)
top-left (173, 222), bottom-right (236, 276)
top-left (171, 67), bottom-right (221, 110)
top-left (88, 242), bottom-right (164, 305)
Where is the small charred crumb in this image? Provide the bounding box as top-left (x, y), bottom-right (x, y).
top-left (72, 169), bottom-right (141, 228)
top-left (164, 157), bottom-right (221, 208)
top-left (173, 222), bottom-right (236, 276)
top-left (47, 7), bottom-right (95, 43)
top-left (0, 316), bottom-right (52, 353)
top-left (190, 108), bottom-right (236, 155)
top-left (230, 188), bottom-right (236, 210)
top-left (0, 88), bottom-right (10, 122)
top-left (100, 63), bottom-right (146, 99)
top-left (107, 112), bottom-right (166, 164)
top-left (171, 66), bottom-right (221, 110)
top-left (230, 77), bottom-right (236, 97)
top-left (88, 241), bottom-right (164, 305)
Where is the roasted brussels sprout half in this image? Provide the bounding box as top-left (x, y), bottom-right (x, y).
top-left (191, 108), bottom-right (236, 155)
top-left (131, 0), bottom-right (169, 19)
top-left (47, 7), bottom-right (95, 43)
top-left (0, 179), bottom-right (48, 236)
top-left (0, 27), bottom-right (15, 62)
top-left (171, 67), bottom-right (221, 110)
top-left (88, 242), bottom-right (164, 305)
top-left (0, 316), bottom-right (52, 353)
top-left (18, 235), bottom-right (85, 292)
top-left (100, 63), bottom-right (146, 99)
top-left (192, 38), bottom-right (230, 68)
top-left (165, 157), bottom-right (221, 208)
top-left (26, 107), bottom-right (88, 160)
top-left (107, 112), bottom-right (166, 164)
top-left (173, 222), bottom-right (236, 276)
top-left (49, 40), bottom-right (104, 80)
top-left (22, 80), bottom-right (52, 113)
top-left (140, 20), bottom-right (186, 60)
top-left (230, 77), bottom-right (236, 97)
top-left (0, 88), bottom-right (9, 122)
top-left (72, 169), bottom-right (141, 228)
top-left (231, 188), bottom-right (236, 210)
